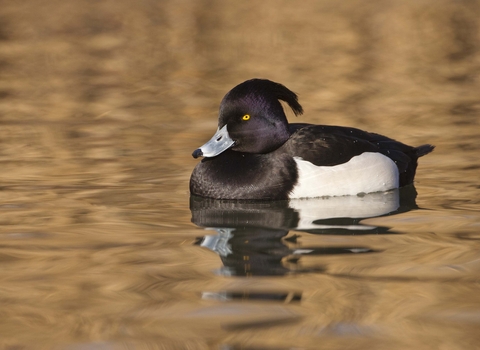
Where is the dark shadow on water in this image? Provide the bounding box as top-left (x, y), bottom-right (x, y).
top-left (191, 186), bottom-right (419, 277)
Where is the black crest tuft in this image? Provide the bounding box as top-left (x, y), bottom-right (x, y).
top-left (227, 79), bottom-right (304, 116)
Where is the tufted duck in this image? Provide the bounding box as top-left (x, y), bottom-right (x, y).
top-left (190, 79), bottom-right (434, 200)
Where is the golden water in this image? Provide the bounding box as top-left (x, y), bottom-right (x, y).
top-left (1, 1), bottom-right (480, 349)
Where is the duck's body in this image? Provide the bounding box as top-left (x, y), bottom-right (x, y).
top-left (190, 79), bottom-right (434, 200)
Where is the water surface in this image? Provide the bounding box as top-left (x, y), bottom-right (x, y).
top-left (1, 1), bottom-right (480, 349)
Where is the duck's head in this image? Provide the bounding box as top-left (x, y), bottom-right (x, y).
top-left (192, 79), bottom-right (303, 158)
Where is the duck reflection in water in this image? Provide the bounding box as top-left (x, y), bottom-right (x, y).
top-left (191, 186), bottom-right (418, 277)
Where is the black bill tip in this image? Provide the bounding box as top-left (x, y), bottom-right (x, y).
top-left (192, 148), bottom-right (203, 159)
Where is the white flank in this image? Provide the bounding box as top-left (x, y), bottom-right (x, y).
top-left (289, 152), bottom-right (399, 199)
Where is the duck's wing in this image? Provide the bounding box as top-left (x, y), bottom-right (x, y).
top-left (286, 124), bottom-right (414, 169)
top-left (284, 124), bottom-right (434, 186)
top-left (283, 125), bottom-right (380, 165)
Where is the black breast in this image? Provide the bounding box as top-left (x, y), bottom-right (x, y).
top-left (189, 150), bottom-right (298, 200)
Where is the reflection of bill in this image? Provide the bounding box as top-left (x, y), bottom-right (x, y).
top-left (199, 228), bottom-right (234, 257)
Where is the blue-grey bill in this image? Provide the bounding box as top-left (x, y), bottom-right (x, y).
top-left (192, 125), bottom-right (235, 158)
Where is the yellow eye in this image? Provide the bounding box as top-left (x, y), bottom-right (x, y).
top-left (242, 114), bottom-right (251, 121)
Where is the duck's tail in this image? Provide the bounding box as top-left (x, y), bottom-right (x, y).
top-left (415, 144), bottom-right (435, 157)
top-left (397, 143), bottom-right (434, 187)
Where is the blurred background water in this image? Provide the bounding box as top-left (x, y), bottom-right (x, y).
top-left (0, 0), bottom-right (479, 349)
